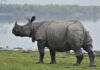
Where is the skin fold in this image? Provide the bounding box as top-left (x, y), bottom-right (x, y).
top-left (12, 16), bottom-right (96, 67)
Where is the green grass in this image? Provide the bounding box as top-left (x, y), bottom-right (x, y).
top-left (0, 51), bottom-right (100, 70)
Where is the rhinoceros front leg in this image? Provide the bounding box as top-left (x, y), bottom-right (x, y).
top-left (36, 41), bottom-right (45, 64)
top-left (49, 49), bottom-right (56, 64)
top-left (74, 49), bottom-right (83, 66)
top-left (83, 45), bottom-right (96, 67)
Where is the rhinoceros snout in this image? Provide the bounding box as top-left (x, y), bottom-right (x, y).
top-left (12, 28), bottom-right (15, 34)
top-left (12, 29), bottom-right (16, 36)
top-left (12, 28), bottom-right (18, 36)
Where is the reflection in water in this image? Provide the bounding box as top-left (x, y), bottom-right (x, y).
top-left (0, 20), bottom-right (100, 51)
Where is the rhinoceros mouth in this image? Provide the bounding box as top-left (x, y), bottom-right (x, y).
top-left (12, 30), bottom-right (24, 37)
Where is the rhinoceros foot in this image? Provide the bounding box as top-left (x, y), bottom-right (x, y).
top-left (50, 61), bottom-right (56, 64)
top-left (73, 63), bottom-right (80, 66)
top-left (89, 64), bottom-right (96, 67)
top-left (36, 61), bottom-right (44, 64)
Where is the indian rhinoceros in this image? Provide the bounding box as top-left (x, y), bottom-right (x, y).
top-left (12, 16), bottom-right (96, 67)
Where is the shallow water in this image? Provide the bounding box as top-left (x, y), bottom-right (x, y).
top-left (0, 20), bottom-right (100, 51)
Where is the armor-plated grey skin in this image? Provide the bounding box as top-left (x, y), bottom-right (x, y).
top-left (12, 16), bottom-right (96, 67)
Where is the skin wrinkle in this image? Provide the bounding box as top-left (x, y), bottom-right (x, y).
top-left (12, 16), bottom-right (96, 66)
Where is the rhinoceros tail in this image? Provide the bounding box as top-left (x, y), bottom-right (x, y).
top-left (77, 21), bottom-right (93, 49)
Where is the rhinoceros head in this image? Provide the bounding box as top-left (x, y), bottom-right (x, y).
top-left (12, 16), bottom-right (35, 37)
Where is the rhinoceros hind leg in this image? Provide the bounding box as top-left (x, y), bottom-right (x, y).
top-left (83, 45), bottom-right (96, 67)
top-left (88, 51), bottom-right (96, 67)
top-left (49, 49), bottom-right (56, 64)
top-left (74, 49), bottom-right (83, 66)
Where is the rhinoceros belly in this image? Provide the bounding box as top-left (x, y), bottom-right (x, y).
top-left (46, 23), bottom-right (70, 51)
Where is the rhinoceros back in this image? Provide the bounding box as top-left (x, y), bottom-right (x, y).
top-left (35, 20), bottom-right (92, 52)
top-left (46, 21), bottom-right (81, 51)
top-left (46, 21), bottom-right (87, 51)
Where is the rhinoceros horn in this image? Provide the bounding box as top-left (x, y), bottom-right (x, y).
top-left (15, 21), bottom-right (19, 26)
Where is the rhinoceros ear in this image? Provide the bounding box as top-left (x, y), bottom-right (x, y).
top-left (30, 16), bottom-right (36, 22)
